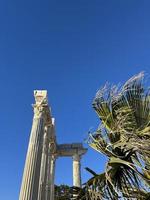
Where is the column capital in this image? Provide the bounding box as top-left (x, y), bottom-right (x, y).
top-left (73, 154), bottom-right (81, 161)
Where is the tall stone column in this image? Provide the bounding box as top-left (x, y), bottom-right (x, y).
top-left (19, 104), bottom-right (46, 200)
top-left (45, 121), bottom-right (56, 200)
top-left (50, 155), bottom-right (56, 200)
top-left (37, 124), bottom-right (50, 200)
top-left (73, 154), bottom-right (81, 187)
top-left (45, 127), bottom-right (52, 200)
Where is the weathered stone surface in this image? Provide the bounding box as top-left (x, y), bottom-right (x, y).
top-left (19, 90), bottom-right (87, 200)
top-left (73, 154), bottom-right (82, 187)
top-left (57, 143), bottom-right (87, 157)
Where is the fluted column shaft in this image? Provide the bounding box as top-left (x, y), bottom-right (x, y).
top-left (50, 155), bottom-right (56, 200)
top-left (19, 105), bottom-right (46, 200)
top-left (45, 124), bottom-right (54, 200)
top-left (45, 153), bottom-right (52, 200)
top-left (37, 124), bottom-right (50, 200)
top-left (73, 154), bottom-right (81, 187)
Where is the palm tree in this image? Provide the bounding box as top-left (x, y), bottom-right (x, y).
top-left (75, 72), bottom-right (150, 199)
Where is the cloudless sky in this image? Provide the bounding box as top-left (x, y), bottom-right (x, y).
top-left (0, 0), bottom-right (150, 199)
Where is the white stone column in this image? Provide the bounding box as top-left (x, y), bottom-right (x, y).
top-left (50, 155), bottom-right (56, 200)
top-left (73, 154), bottom-right (81, 187)
top-left (37, 125), bottom-right (50, 200)
top-left (45, 119), bottom-right (56, 200)
top-left (45, 152), bottom-right (52, 200)
top-left (19, 105), bottom-right (46, 200)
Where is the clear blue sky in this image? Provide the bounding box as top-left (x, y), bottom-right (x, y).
top-left (0, 0), bottom-right (150, 199)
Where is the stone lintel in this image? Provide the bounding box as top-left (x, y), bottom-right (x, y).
top-left (57, 143), bottom-right (87, 157)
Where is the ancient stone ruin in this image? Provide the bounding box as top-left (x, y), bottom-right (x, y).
top-left (19, 90), bottom-right (87, 200)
